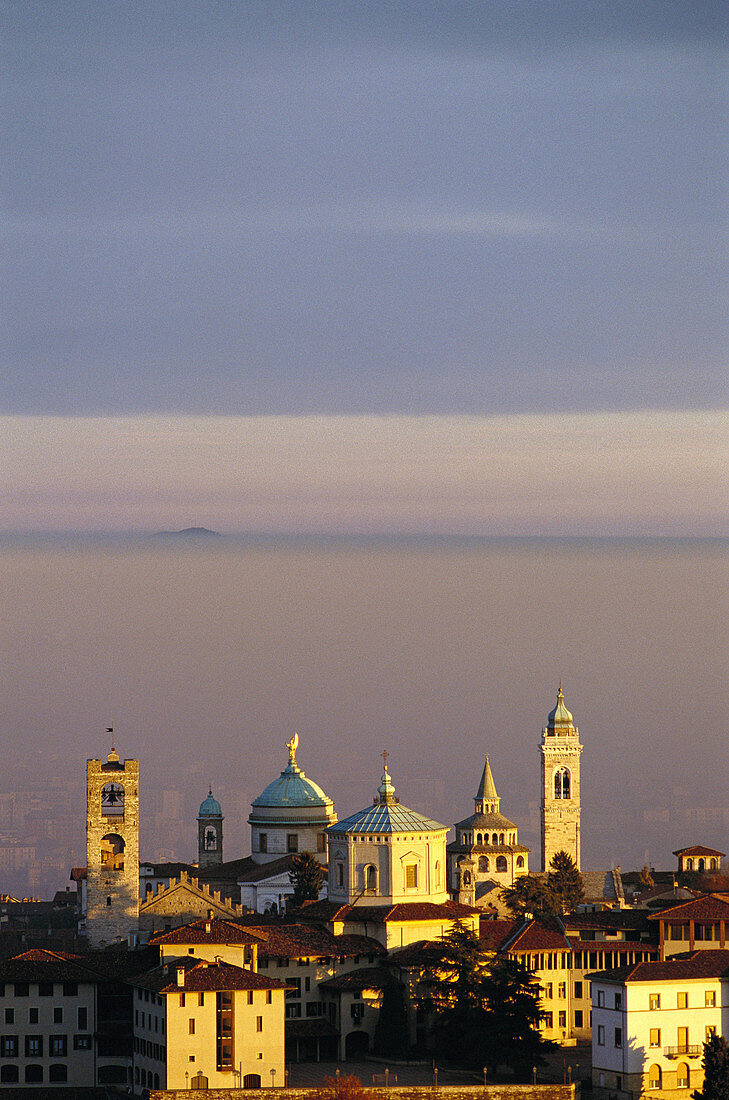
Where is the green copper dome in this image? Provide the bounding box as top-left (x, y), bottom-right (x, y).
top-left (198, 789), bottom-right (222, 818)
top-left (252, 733), bottom-right (332, 809)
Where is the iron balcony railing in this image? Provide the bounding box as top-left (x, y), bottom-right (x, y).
top-left (664, 1045), bottom-right (702, 1059)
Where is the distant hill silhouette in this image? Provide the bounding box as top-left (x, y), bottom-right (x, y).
top-left (153, 527), bottom-right (221, 538)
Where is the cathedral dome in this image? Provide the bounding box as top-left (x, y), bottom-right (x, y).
top-left (251, 733), bottom-right (332, 810)
top-left (332, 765), bottom-right (447, 835)
top-left (198, 789), bottom-right (222, 818)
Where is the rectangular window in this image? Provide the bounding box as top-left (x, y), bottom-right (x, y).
top-left (574, 1010), bottom-right (583, 1028)
top-left (614, 1028), bottom-right (622, 1049)
top-left (597, 990), bottom-right (605, 1007)
top-left (259, 833), bottom-right (267, 852)
top-left (53, 1007), bottom-right (62, 1023)
top-left (707, 1026), bottom-right (717, 1041)
top-left (545, 983), bottom-right (553, 999)
top-left (649, 993), bottom-right (660, 1010)
top-left (25, 1035), bottom-right (42, 1056)
top-left (4, 1009), bottom-right (12, 1025)
top-left (179, 993), bottom-right (185, 1007)
top-left (678, 1027), bottom-right (689, 1052)
top-left (266, 990), bottom-right (272, 1005)
top-left (198, 993), bottom-right (204, 1007)
top-left (287, 834), bottom-right (298, 853)
top-left (29, 1008), bottom-right (38, 1024)
top-left (188, 1018), bottom-right (195, 1035)
top-left (559, 1011), bottom-right (567, 1028)
top-left (706, 990), bottom-right (716, 1007)
top-left (317, 832), bottom-right (326, 852)
top-left (597, 1025), bottom-right (605, 1046)
top-left (38, 982), bottom-right (53, 997)
top-left (13, 983), bottom-right (28, 997)
top-left (543, 1011), bottom-right (553, 1028)
top-left (614, 992), bottom-right (622, 1010)
top-left (574, 981), bottom-right (583, 999)
top-left (74, 1034), bottom-right (92, 1050)
top-left (247, 990), bottom-right (253, 1005)
top-left (62, 981), bottom-right (77, 997)
top-left (405, 864), bottom-right (418, 888)
top-left (558, 982), bottom-right (566, 999)
top-left (650, 1029), bottom-right (661, 1047)
top-left (257, 1015), bottom-right (263, 1032)
top-left (678, 992), bottom-right (688, 1009)
top-left (285, 1003), bottom-right (302, 1018)
top-left (1, 1036), bottom-right (18, 1057)
top-left (216, 992), bottom-right (233, 1071)
top-left (286, 977), bottom-right (301, 999)
top-left (50, 1035), bottom-right (67, 1056)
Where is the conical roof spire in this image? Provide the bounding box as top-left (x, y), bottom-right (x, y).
top-left (476, 755), bottom-right (498, 801)
top-left (474, 754), bottom-right (500, 814)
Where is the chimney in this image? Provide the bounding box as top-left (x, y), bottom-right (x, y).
top-left (207, 908), bottom-right (213, 919)
top-left (176, 967), bottom-right (185, 988)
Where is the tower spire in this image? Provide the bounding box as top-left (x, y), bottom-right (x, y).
top-left (474, 754), bottom-right (500, 814)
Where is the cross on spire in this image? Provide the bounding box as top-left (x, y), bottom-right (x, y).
top-left (382, 749), bottom-right (389, 769)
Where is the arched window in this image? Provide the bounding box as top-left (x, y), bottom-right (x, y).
top-left (154, 1073), bottom-right (161, 1088)
top-left (100, 833), bottom-right (125, 870)
top-left (677, 1064), bottom-right (690, 1089)
top-left (478, 856), bottom-right (489, 872)
top-left (365, 865), bottom-right (377, 893)
top-left (145, 882), bottom-right (153, 895)
top-left (496, 856), bottom-right (507, 873)
top-left (698, 858), bottom-right (705, 872)
top-left (25, 1066), bottom-right (43, 1084)
top-left (648, 1066), bottom-right (662, 1090)
top-left (463, 871), bottom-right (471, 885)
top-left (0, 1066), bottom-right (19, 1083)
top-left (554, 767), bottom-right (571, 800)
top-left (516, 856), bottom-right (525, 869)
top-left (336, 862), bottom-right (344, 887)
top-left (686, 858), bottom-right (693, 870)
top-left (244, 1074), bottom-right (262, 1088)
top-left (499, 833), bottom-right (505, 844)
top-left (710, 858), bottom-right (718, 870)
top-left (49, 1065), bottom-right (67, 1083)
top-left (477, 833), bottom-right (483, 845)
top-left (101, 781), bottom-right (124, 816)
top-left (204, 824), bottom-right (218, 850)
top-left (492, 833), bottom-right (498, 845)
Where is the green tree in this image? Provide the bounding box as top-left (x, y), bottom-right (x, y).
top-left (373, 977), bottom-right (409, 1058)
top-left (693, 1035), bottom-right (729, 1100)
top-left (417, 920), bottom-right (551, 1075)
top-left (288, 853), bottom-right (325, 907)
top-left (547, 850), bottom-right (585, 914)
top-left (501, 875), bottom-right (560, 924)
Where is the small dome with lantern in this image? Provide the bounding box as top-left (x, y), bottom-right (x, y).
top-left (198, 789), bottom-right (222, 818)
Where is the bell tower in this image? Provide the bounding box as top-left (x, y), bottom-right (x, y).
top-left (197, 789), bottom-right (224, 867)
top-left (540, 686), bottom-right (582, 871)
top-left (86, 742), bottom-right (139, 947)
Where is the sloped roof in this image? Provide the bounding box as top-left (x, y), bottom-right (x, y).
top-left (319, 967), bottom-right (390, 991)
top-left (331, 801), bottom-right (447, 836)
top-left (0, 949), bottom-right (101, 983)
top-left (590, 948), bottom-right (729, 984)
top-left (160, 959), bottom-right (288, 993)
top-left (674, 845), bottom-right (726, 858)
top-left (150, 917), bottom-right (265, 947)
top-left (249, 924), bottom-right (383, 960)
top-left (648, 893), bottom-right (729, 923)
top-left (502, 918), bottom-right (571, 953)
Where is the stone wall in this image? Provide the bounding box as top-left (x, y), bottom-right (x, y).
top-left (151, 1084), bottom-right (578, 1100)
top-left (86, 756), bottom-right (140, 947)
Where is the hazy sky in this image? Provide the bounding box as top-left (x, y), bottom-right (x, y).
top-left (4, 2), bottom-right (727, 423)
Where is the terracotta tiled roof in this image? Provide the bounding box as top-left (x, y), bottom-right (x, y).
top-left (0, 949), bottom-right (101, 983)
top-left (502, 918), bottom-right (571, 953)
top-left (160, 959), bottom-right (289, 993)
top-left (673, 845), bottom-right (726, 858)
top-left (249, 925), bottom-right (383, 960)
top-left (319, 967), bottom-right (391, 991)
top-left (590, 948), bottom-right (729, 984)
top-left (149, 918), bottom-right (265, 947)
top-left (478, 919), bottom-right (518, 951)
top-left (387, 939), bottom-right (443, 966)
top-left (648, 893), bottom-right (729, 923)
top-left (564, 910), bottom-right (653, 933)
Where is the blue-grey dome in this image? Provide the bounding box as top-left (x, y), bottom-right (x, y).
top-left (198, 789), bottom-right (222, 818)
top-left (252, 761), bottom-right (331, 809)
top-left (329, 766), bottom-right (446, 836)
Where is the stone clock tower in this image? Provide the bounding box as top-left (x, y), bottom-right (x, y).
top-left (86, 744), bottom-right (139, 947)
top-left (540, 686), bottom-right (583, 871)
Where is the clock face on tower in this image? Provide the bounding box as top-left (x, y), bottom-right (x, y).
top-left (101, 782), bottom-right (125, 816)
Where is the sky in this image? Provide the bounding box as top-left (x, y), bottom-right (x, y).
top-left (4, 3), bottom-right (727, 435)
top-left (1, 4), bottom-right (727, 892)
